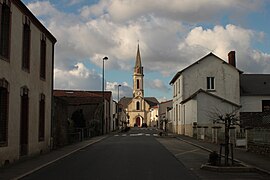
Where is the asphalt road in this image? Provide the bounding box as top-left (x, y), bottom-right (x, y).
top-left (22, 128), bottom-right (198, 180)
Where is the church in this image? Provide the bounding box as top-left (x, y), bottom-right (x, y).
top-left (119, 45), bottom-right (159, 127)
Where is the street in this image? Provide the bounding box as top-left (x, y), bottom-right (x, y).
top-left (22, 128), bottom-right (198, 180)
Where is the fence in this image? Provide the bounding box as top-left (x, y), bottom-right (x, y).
top-left (67, 127), bottom-right (99, 144)
top-left (193, 126), bottom-right (270, 156)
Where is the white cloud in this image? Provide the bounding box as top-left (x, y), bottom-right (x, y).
top-left (80, 0), bottom-right (263, 22)
top-left (54, 63), bottom-right (101, 90)
top-left (106, 82), bottom-right (133, 100)
top-left (145, 79), bottom-right (170, 93)
top-left (26, 0), bottom-right (270, 98)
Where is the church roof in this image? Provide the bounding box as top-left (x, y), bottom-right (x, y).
top-left (145, 97), bottom-right (159, 107)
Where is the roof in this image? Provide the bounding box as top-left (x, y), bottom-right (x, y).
top-left (119, 97), bottom-right (159, 108)
top-left (13, 0), bottom-right (56, 44)
top-left (181, 89), bottom-right (241, 107)
top-left (54, 90), bottom-right (112, 101)
top-left (240, 74), bottom-right (270, 96)
top-left (119, 97), bottom-right (133, 108)
top-left (169, 52), bottom-right (242, 85)
top-left (145, 97), bottom-right (159, 107)
top-left (135, 44), bottom-right (142, 68)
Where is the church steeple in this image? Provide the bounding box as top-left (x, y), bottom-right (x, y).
top-left (135, 44), bottom-right (142, 69)
top-left (133, 43), bottom-right (144, 97)
top-left (134, 44), bottom-right (143, 75)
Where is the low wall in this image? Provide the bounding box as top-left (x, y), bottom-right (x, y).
top-left (248, 142), bottom-right (270, 156)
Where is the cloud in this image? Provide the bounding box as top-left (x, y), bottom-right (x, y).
top-left (80, 0), bottom-right (263, 22)
top-left (25, 0), bottom-right (270, 98)
top-left (54, 63), bottom-right (101, 90)
top-left (145, 79), bottom-right (170, 93)
top-left (106, 82), bottom-right (133, 100)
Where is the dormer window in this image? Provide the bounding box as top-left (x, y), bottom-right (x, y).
top-left (207, 77), bottom-right (215, 90)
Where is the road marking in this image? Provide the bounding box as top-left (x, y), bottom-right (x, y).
top-left (114, 135), bottom-right (119, 136)
top-left (146, 134), bottom-right (150, 136)
top-left (153, 134), bottom-right (158, 136)
top-left (175, 149), bottom-right (199, 156)
top-left (122, 134), bottom-right (127, 136)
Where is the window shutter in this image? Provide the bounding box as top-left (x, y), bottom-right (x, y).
top-left (0, 3), bottom-right (10, 58)
top-left (0, 87), bottom-right (8, 144)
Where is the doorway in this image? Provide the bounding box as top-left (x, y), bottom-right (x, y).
top-left (136, 117), bottom-right (141, 127)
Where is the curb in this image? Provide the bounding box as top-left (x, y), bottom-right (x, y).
top-left (175, 137), bottom-right (270, 176)
top-left (13, 136), bottom-right (108, 180)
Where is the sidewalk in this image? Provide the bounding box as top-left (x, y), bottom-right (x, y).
top-left (175, 134), bottom-right (270, 175)
top-left (0, 135), bottom-right (108, 180)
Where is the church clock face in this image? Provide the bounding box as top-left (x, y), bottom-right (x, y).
top-left (136, 91), bottom-right (141, 96)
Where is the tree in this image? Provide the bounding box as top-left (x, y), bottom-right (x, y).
top-left (211, 108), bottom-right (240, 165)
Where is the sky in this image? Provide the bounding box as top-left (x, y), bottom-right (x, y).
top-left (21, 0), bottom-right (270, 102)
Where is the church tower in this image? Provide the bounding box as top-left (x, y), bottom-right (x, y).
top-left (133, 44), bottom-right (144, 98)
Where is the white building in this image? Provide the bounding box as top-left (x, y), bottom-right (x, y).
top-left (240, 74), bottom-right (270, 127)
top-left (0, 0), bottom-right (56, 165)
top-left (170, 51), bottom-right (241, 136)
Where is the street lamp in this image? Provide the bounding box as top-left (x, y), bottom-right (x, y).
top-left (117, 84), bottom-right (121, 129)
top-left (102, 56), bottom-right (108, 135)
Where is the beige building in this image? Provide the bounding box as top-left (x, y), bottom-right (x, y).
top-left (0, 0), bottom-right (56, 165)
top-left (119, 45), bottom-right (159, 127)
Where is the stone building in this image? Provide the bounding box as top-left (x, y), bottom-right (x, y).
top-left (52, 90), bottom-right (112, 147)
top-left (0, 0), bottom-right (56, 165)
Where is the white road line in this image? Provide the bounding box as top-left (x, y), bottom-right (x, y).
top-left (114, 135), bottom-right (119, 136)
top-left (122, 134), bottom-right (127, 136)
top-left (146, 134), bottom-right (150, 136)
top-left (153, 134), bottom-right (158, 137)
top-left (175, 149), bottom-right (199, 156)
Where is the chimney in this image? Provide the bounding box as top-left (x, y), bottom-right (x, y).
top-left (228, 51), bottom-right (236, 67)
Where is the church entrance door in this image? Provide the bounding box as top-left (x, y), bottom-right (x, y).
top-left (136, 117), bottom-right (141, 127)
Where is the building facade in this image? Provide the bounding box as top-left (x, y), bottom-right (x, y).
top-left (119, 45), bottom-right (159, 127)
top-left (53, 90), bottom-right (113, 148)
top-left (170, 51), bottom-right (241, 136)
top-left (0, 0), bottom-right (56, 165)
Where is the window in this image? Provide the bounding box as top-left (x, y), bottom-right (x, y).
top-left (39, 94), bottom-right (45, 141)
top-left (0, 0), bottom-right (11, 59)
top-left (175, 82), bottom-right (178, 96)
top-left (136, 79), bottom-right (139, 89)
top-left (40, 34), bottom-right (46, 79)
top-left (207, 77), bottom-right (215, 90)
top-left (136, 101), bottom-right (140, 110)
top-left (178, 79), bottom-right (180, 94)
top-left (22, 16), bottom-right (31, 71)
top-left (0, 78), bottom-right (8, 146)
top-left (173, 84), bottom-right (176, 97)
top-left (262, 100), bottom-right (270, 112)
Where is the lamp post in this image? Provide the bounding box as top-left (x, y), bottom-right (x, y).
top-left (117, 84), bottom-right (121, 129)
top-left (102, 56), bottom-right (108, 135)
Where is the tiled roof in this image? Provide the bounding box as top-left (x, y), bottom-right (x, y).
top-left (145, 97), bottom-right (159, 107)
top-left (53, 90), bottom-right (112, 103)
top-left (240, 74), bottom-right (270, 96)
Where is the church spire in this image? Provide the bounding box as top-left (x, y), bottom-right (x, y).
top-left (135, 44), bottom-right (142, 69)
